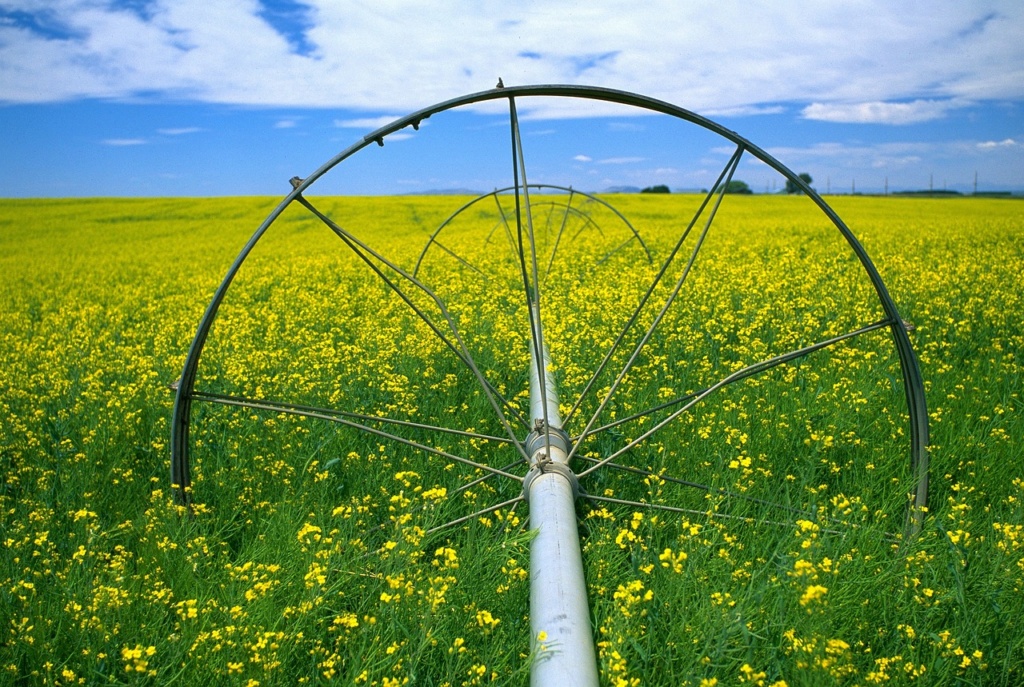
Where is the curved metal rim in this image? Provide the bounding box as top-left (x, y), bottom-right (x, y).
top-left (411, 183), bottom-right (653, 277)
top-left (170, 84), bottom-right (928, 533)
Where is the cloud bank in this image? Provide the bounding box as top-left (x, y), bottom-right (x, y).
top-left (801, 99), bottom-right (965, 125)
top-left (1, 1), bottom-right (1022, 121)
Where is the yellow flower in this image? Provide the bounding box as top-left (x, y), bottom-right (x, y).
top-left (476, 609), bottom-right (500, 631)
top-left (449, 637), bottom-right (466, 654)
top-left (799, 584), bottom-right (828, 607)
top-left (296, 522), bottom-right (322, 543)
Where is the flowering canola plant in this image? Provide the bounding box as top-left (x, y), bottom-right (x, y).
top-left (0, 194), bottom-right (1021, 684)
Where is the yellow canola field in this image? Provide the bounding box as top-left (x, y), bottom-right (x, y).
top-left (0, 194), bottom-right (1021, 685)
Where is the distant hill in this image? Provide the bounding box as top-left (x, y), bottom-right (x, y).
top-left (602, 185), bottom-right (642, 194)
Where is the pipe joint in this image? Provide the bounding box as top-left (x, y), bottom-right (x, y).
top-left (523, 461), bottom-right (580, 502)
top-left (524, 422), bottom-right (573, 460)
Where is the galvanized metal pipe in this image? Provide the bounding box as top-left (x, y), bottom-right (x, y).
top-left (526, 334), bottom-right (598, 686)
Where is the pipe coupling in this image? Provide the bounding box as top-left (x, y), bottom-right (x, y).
top-left (524, 423), bottom-right (573, 459)
top-left (523, 461), bottom-right (580, 502)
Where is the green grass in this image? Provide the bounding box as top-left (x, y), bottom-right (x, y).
top-left (0, 194), bottom-right (1021, 685)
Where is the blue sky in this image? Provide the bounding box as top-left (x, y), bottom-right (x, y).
top-left (1, 1), bottom-right (1022, 197)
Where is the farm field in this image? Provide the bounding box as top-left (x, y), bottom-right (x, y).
top-left (0, 193), bottom-right (1022, 685)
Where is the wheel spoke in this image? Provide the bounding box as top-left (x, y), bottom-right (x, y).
top-left (571, 391), bottom-right (703, 441)
top-left (296, 196), bottom-right (533, 454)
top-left (545, 188), bottom-right (576, 277)
top-left (425, 496), bottom-right (525, 536)
top-left (332, 456), bottom-right (528, 555)
top-left (581, 494), bottom-right (848, 535)
top-left (567, 145), bottom-right (745, 463)
top-left (575, 455), bottom-right (851, 526)
top-left (451, 458), bottom-right (528, 496)
top-left (422, 237), bottom-right (489, 280)
top-left (190, 390), bottom-right (516, 444)
top-left (191, 389), bottom-right (524, 482)
top-left (593, 235), bottom-right (640, 268)
top-left (577, 318), bottom-right (894, 478)
top-left (491, 192), bottom-right (521, 262)
top-left (509, 95), bottom-right (554, 455)
top-left (413, 193), bottom-right (504, 279)
top-left (563, 145), bottom-right (745, 427)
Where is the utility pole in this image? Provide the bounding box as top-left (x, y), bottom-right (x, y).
top-left (884, 176), bottom-right (888, 196)
top-left (974, 171), bottom-right (978, 195)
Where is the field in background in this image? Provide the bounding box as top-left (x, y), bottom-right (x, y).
top-left (0, 194), bottom-right (1021, 685)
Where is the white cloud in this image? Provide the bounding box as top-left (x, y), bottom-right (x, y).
top-left (705, 105), bottom-right (786, 118)
top-left (762, 138), bottom-right (1023, 176)
top-left (573, 154), bottom-right (592, 162)
top-left (334, 116), bottom-right (405, 129)
top-left (102, 138), bottom-right (146, 146)
top-left (801, 100), bottom-right (962, 124)
top-left (766, 141), bottom-right (934, 166)
top-left (599, 156), bottom-right (645, 165)
top-left (0, 1), bottom-right (1021, 123)
top-left (274, 119), bottom-right (298, 129)
top-left (977, 138), bottom-right (1018, 149)
top-left (157, 127), bottom-right (201, 135)
top-left (871, 156), bottom-right (921, 168)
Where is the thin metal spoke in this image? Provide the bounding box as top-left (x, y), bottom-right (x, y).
top-left (415, 190), bottom-right (508, 277)
top-left (425, 496), bottom-right (524, 536)
top-left (452, 457), bottom-right (528, 496)
top-left (572, 391), bottom-right (699, 440)
top-left (575, 455), bottom-right (851, 526)
top-left (577, 318), bottom-right (894, 478)
top-left (571, 214), bottom-right (603, 241)
top-left (574, 317), bottom-right (892, 441)
top-left (190, 390), bottom-right (515, 444)
top-left (485, 216), bottom-right (516, 256)
top-left (563, 146), bottom-right (745, 427)
top-left (341, 457), bottom-right (527, 557)
top-left (423, 238), bottom-right (489, 280)
top-left (545, 189), bottom-right (576, 277)
top-left (492, 192), bottom-right (521, 262)
top-left (307, 203), bottom-right (528, 431)
top-left (296, 196), bottom-right (533, 453)
top-left (359, 493), bottom-right (530, 561)
top-left (509, 96), bottom-right (553, 458)
top-left (594, 235), bottom-right (640, 268)
top-left (567, 146), bottom-right (745, 464)
top-left (581, 493), bottom-right (847, 534)
top-left (195, 376), bottom-right (524, 482)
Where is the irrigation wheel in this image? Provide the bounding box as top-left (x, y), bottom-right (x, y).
top-left (171, 85), bottom-right (928, 685)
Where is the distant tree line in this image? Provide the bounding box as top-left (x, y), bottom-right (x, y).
top-left (644, 172), bottom-right (815, 196)
top-left (715, 180), bottom-right (752, 194)
top-left (786, 173), bottom-right (814, 194)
